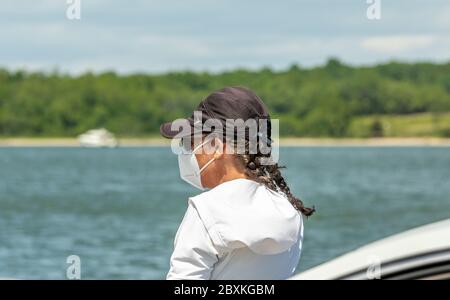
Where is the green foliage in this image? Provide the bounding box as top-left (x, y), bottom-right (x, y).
top-left (348, 112), bottom-right (450, 137)
top-left (1, 59), bottom-right (450, 137)
top-left (370, 119), bottom-right (384, 137)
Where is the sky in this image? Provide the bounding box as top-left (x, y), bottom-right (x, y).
top-left (1, 0), bottom-right (449, 74)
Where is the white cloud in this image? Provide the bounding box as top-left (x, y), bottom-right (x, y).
top-left (1, 1), bottom-right (450, 73)
top-left (361, 35), bottom-right (437, 54)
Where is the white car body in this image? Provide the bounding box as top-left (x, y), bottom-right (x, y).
top-left (291, 218), bottom-right (450, 280)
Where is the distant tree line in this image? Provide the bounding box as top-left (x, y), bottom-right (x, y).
top-left (1, 59), bottom-right (450, 137)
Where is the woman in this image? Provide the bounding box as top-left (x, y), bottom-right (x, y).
top-left (160, 86), bottom-right (314, 280)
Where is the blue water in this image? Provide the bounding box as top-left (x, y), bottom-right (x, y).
top-left (0, 147), bottom-right (449, 279)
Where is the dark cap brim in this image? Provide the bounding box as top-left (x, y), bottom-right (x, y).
top-left (159, 119), bottom-right (194, 139)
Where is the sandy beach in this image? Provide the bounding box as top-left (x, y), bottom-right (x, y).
top-left (1, 137), bottom-right (450, 147)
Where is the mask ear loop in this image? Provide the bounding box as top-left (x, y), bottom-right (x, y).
top-left (195, 137), bottom-right (220, 175)
top-left (192, 134), bottom-right (218, 154)
top-left (191, 142), bottom-right (203, 154)
top-left (191, 137), bottom-right (210, 154)
top-left (197, 157), bottom-right (215, 174)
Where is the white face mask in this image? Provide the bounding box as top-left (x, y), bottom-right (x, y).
top-left (178, 139), bottom-right (216, 190)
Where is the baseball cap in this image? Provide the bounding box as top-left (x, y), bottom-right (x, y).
top-left (159, 86), bottom-right (271, 141)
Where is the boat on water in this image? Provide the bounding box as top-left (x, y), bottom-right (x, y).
top-left (78, 128), bottom-right (118, 148)
top-left (290, 218), bottom-right (450, 280)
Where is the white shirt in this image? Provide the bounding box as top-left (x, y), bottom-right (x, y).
top-left (166, 178), bottom-right (304, 280)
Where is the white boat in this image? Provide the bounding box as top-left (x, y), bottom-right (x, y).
top-left (290, 218), bottom-right (450, 280)
top-left (78, 128), bottom-right (118, 148)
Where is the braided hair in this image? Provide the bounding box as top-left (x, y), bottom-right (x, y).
top-left (231, 136), bottom-right (315, 217)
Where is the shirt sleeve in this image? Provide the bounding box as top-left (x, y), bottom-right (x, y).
top-left (166, 204), bottom-right (220, 280)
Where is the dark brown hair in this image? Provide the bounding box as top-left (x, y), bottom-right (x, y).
top-left (233, 139), bottom-right (315, 217)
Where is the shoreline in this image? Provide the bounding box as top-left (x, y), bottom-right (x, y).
top-left (1, 137), bottom-right (450, 147)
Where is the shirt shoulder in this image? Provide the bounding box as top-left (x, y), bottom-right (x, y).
top-left (167, 203), bottom-right (220, 280)
top-left (188, 178), bottom-right (302, 255)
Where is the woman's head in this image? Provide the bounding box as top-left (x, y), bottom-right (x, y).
top-left (178, 133), bottom-right (247, 189)
top-left (161, 86), bottom-right (315, 217)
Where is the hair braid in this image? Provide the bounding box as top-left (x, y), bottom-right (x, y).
top-left (236, 140), bottom-right (315, 217)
